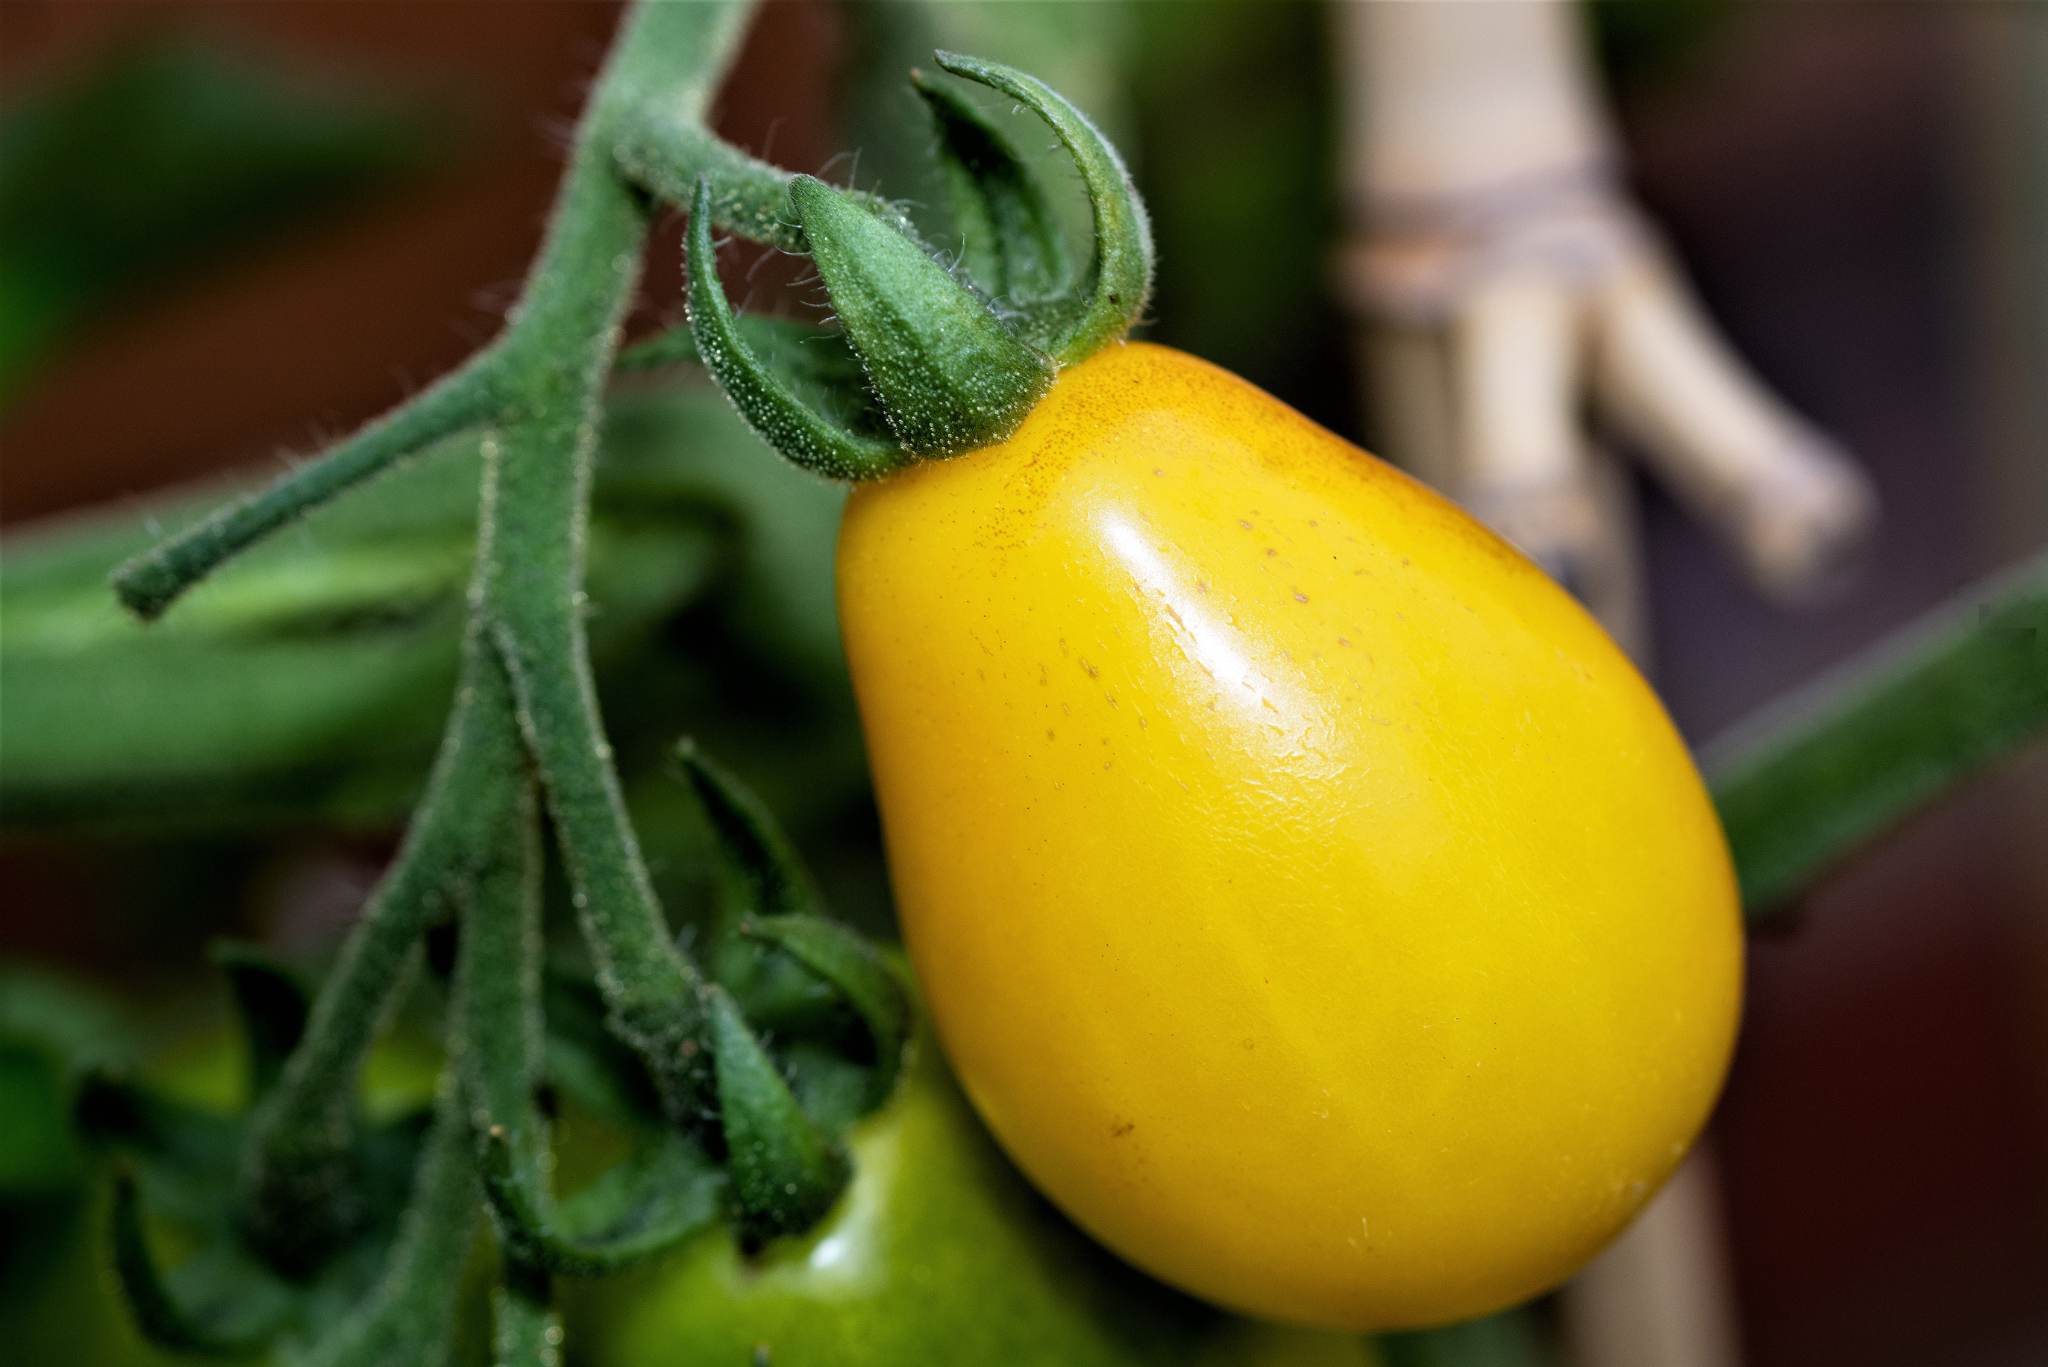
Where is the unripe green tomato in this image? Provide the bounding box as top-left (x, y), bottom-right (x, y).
top-left (563, 1036), bottom-right (1376, 1367)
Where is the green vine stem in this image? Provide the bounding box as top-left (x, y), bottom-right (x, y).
top-left (115, 0), bottom-right (803, 1298)
top-left (290, 1077), bottom-right (480, 1367)
top-left (94, 2), bottom-right (1047, 1350)
top-left (110, 355), bottom-right (504, 622)
top-left (1708, 551), bottom-right (2048, 918)
top-left (240, 615), bottom-right (519, 1269)
top-left (247, 0), bottom-right (767, 1232)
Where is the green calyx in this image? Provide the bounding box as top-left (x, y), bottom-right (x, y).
top-left (686, 177), bottom-right (905, 483)
top-left (912, 71), bottom-right (1069, 309)
top-left (687, 51), bottom-right (1154, 484)
top-left (790, 173), bottom-right (1055, 458)
top-left (931, 50), bottom-right (1154, 364)
top-left (709, 986), bottom-right (851, 1246)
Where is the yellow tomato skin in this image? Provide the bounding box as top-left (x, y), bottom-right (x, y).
top-left (835, 342), bottom-right (1742, 1332)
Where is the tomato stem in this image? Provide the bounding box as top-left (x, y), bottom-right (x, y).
top-left (108, 347), bottom-right (504, 622)
top-left (240, 613), bottom-right (523, 1271)
top-left (290, 1078), bottom-right (480, 1367)
top-left (128, 0), bottom-right (768, 1315)
top-left (1709, 550), bottom-right (2048, 919)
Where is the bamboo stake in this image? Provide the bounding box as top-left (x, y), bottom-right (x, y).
top-left (1332, 3), bottom-right (1843, 1360)
top-left (1334, 0), bottom-right (1875, 623)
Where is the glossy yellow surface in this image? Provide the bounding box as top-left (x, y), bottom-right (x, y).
top-left (836, 342), bottom-right (1742, 1331)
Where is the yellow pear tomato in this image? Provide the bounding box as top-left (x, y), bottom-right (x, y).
top-left (835, 342), bottom-right (1743, 1331)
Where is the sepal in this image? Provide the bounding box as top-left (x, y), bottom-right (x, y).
top-left (912, 69), bottom-right (1069, 311)
top-left (931, 51), bottom-right (1154, 363)
top-left (742, 914), bottom-right (910, 1110)
top-left (708, 985), bottom-right (849, 1245)
top-left (675, 736), bottom-right (824, 923)
top-left (685, 178), bottom-right (906, 482)
top-left (109, 1171), bottom-right (288, 1355)
top-left (789, 173), bottom-right (1055, 458)
top-left (476, 1120), bottom-right (722, 1275)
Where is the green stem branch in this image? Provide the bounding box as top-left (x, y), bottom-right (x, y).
top-left (1710, 552), bottom-right (2048, 917)
top-left (111, 351), bottom-right (504, 622)
top-left (237, 0), bottom-right (764, 1263)
top-left (294, 1076), bottom-right (480, 1367)
top-left (239, 614), bottom-right (520, 1269)
top-left (471, 6), bottom-right (742, 1112)
top-left (613, 114), bottom-right (803, 251)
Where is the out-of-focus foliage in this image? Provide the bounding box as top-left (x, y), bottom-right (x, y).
top-left (0, 966), bottom-right (129, 1194)
top-left (0, 965), bottom-right (452, 1367)
top-left (1380, 1311), bottom-right (1555, 1367)
top-left (1708, 553), bottom-right (2048, 915)
top-left (0, 36), bottom-right (440, 403)
top-left (1585, 0), bottom-right (1730, 92)
top-left (0, 967), bottom-right (178, 1367)
top-left (0, 387), bottom-right (857, 835)
top-left (1126, 1), bottom-right (1341, 410)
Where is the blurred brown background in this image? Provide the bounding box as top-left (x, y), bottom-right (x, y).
top-left (2, 4), bottom-right (2044, 1365)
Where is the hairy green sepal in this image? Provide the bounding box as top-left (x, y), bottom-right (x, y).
top-left (932, 51), bottom-right (1154, 364)
top-left (790, 174), bottom-right (1055, 457)
top-left (683, 51), bottom-right (1155, 483)
top-left (913, 70), bottom-right (1069, 307)
top-left (686, 178), bottom-right (906, 482)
